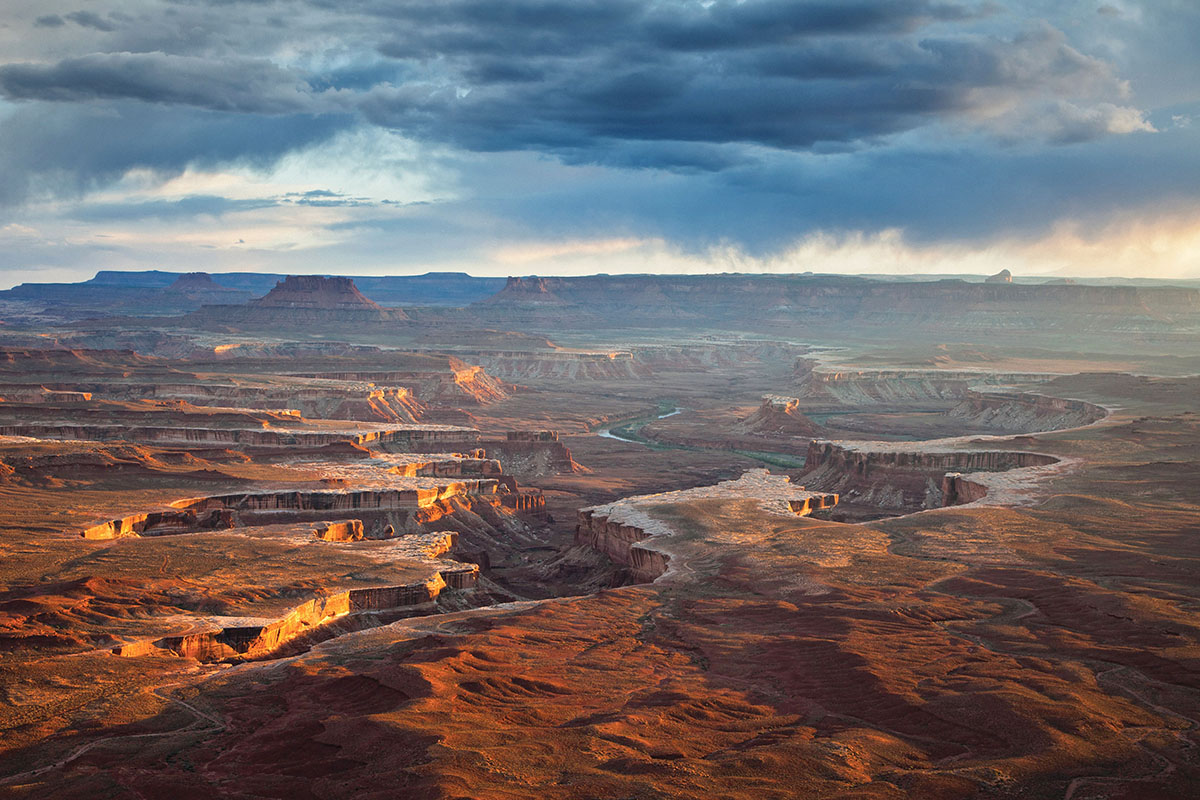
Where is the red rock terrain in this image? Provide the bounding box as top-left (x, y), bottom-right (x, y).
top-left (0, 300), bottom-right (1198, 800)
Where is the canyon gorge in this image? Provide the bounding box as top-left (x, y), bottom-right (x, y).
top-left (0, 272), bottom-right (1197, 799)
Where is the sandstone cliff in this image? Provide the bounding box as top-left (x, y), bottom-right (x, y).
top-left (799, 440), bottom-right (1060, 515)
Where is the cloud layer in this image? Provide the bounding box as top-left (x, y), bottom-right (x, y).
top-left (0, 0), bottom-right (1197, 284)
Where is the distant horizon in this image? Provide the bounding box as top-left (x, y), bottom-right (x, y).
top-left (6, 265), bottom-right (1200, 294)
top-left (2, 2), bottom-right (1198, 290)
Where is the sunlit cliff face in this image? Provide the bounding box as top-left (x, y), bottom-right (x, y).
top-left (1, 0), bottom-right (1198, 285)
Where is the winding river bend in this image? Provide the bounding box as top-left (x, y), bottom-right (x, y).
top-left (593, 403), bottom-right (808, 469)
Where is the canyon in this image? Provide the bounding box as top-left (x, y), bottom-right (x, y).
top-left (0, 271), bottom-right (1198, 800)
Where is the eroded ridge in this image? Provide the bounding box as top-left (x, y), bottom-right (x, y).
top-left (114, 548), bottom-right (480, 663)
top-left (576, 469), bottom-right (838, 582)
top-left (77, 452), bottom-right (541, 540)
top-left (800, 438), bottom-right (1066, 518)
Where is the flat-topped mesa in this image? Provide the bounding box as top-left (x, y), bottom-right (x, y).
top-left (734, 395), bottom-right (824, 437)
top-left (800, 439), bottom-right (1060, 515)
top-left (253, 275), bottom-right (383, 310)
top-left (179, 275), bottom-right (409, 329)
top-left (576, 470), bottom-right (838, 583)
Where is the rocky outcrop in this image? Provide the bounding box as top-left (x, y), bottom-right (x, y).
top-left (574, 512), bottom-right (670, 584)
top-left (576, 470), bottom-right (839, 583)
top-left (81, 509), bottom-right (236, 540)
top-left (734, 395), bottom-right (824, 437)
top-left (126, 566), bottom-right (480, 662)
top-left (800, 440), bottom-right (1060, 513)
top-left (793, 359), bottom-right (1053, 406)
top-left (313, 519), bottom-right (365, 542)
top-left (947, 390), bottom-right (1107, 432)
top-left (80, 479), bottom-right (503, 540)
top-left (986, 269), bottom-right (1013, 284)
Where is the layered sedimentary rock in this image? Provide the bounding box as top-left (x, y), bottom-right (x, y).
top-left (800, 440), bottom-right (1060, 513)
top-left (132, 566), bottom-right (480, 663)
top-left (313, 519), bottom-right (365, 542)
top-left (793, 358), bottom-right (1053, 405)
top-left (252, 275), bottom-right (384, 310)
top-left (576, 470), bottom-right (838, 583)
top-left (74, 381), bottom-right (427, 423)
top-left (734, 395), bottom-right (824, 437)
top-left (179, 275), bottom-right (409, 330)
top-left (0, 386), bottom-right (92, 404)
top-left (287, 362), bottom-right (510, 406)
top-left (80, 509), bottom-right (236, 540)
top-left (462, 350), bottom-right (648, 380)
top-left (472, 274), bottom-right (1200, 337)
top-left (1, 422), bottom-right (480, 450)
top-left (948, 389), bottom-right (1107, 432)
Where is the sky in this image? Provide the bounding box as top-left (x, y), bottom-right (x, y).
top-left (0, 0), bottom-right (1198, 288)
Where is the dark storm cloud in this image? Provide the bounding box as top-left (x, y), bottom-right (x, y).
top-left (0, 52), bottom-right (320, 113)
top-left (0, 0), bottom-right (1186, 263)
top-left (0, 0), bottom-right (1144, 188)
top-left (355, 1), bottom-right (1130, 166)
top-left (64, 11), bottom-right (118, 32)
top-left (0, 102), bottom-right (353, 205)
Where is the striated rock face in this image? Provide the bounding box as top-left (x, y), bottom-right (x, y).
top-left (0, 386), bottom-right (92, 404)
top-left (253, 275), bottom-right (383, 310)
top-left (574, 512), bottom-right (670, 583)
top-left (576, 470), bottom-right (838, 583)
top-left (81, 509), bottom-right (236, 540)
top-left (312, 519), bottom-right (364, 542)
top-left (471, 273), bottom-right (1200, 336)
top-left (800, 440), bottom-right (1060, 513)
top-left (793, 358), bottom-right (1052, 406)
top-left (142, 570), bottom-right (477, 662)
top-left (948, 390), bottom-right (1107, 432)
top-left (465, 350), bottom-right (649, 381)
top-left (734, 395), bottom-right (823, 437)
top-left (1, 422), bottom-right (481, 450)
